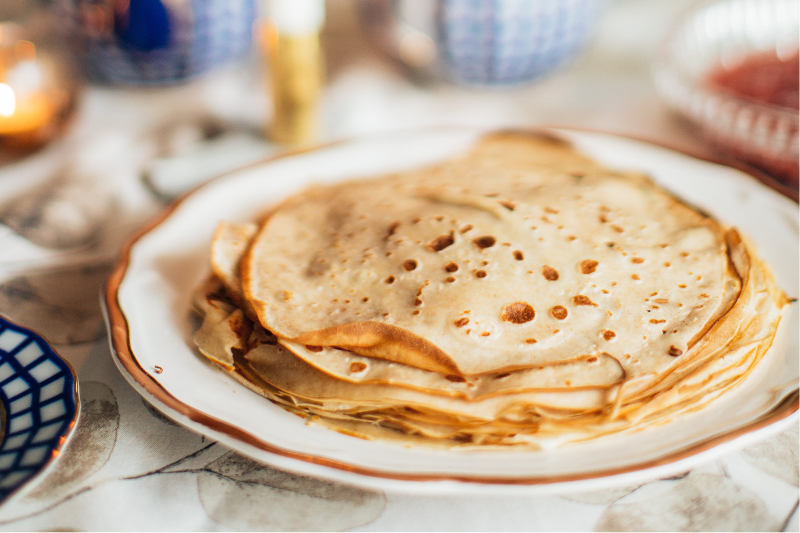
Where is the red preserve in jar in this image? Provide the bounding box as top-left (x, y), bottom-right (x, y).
top-left (703, 51), bottom-right (799, 189)
top-left (707, 51), bottom-right (799, 110)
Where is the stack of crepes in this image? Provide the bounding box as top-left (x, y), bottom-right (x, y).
top-left (192, 132), bottom-right (789, 448)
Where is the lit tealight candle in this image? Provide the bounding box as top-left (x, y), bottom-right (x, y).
top-left (0, 80), bottom-right (56, 136)
top-left (0, 27), bottom-right (73, 150)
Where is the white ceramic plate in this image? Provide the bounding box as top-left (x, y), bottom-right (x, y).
top-left (104, 128), bottom-right (798, 494)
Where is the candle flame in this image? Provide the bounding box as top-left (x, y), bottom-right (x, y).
top-left (0, 83), bottom-right (15, 117)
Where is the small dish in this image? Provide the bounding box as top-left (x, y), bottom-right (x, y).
top-left (104, 127), bottom-right (797, 494)
top-left (0, 315), bottom-right (79, 502)
top-left (653, 0), bottom-right (799, 190)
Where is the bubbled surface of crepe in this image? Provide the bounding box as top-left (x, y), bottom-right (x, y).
top-left (243, 134), bottom-right (737, 378)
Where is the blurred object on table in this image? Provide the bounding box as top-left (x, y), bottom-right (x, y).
top-left (0, 164), bottom-right (115, 250)
top-left (0, 261), bottom-right (112, 345)
top-left (59, 0), bottom-right (257, 85)
top-left (360, 0), bottom-right (605, 86)
top-left (0, 19), bottom-right (79, 153)
top-left (358, 0), bottom-right (438, 81)
top-left (144, 126), bottom-right (276, 200)
top-left (261, 0), bottom-right (325, 145)
top-left (654, 0), bottom-right (799, 189)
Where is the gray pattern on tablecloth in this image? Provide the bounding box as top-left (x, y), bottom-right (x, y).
top-left (0, 263), bottom-right (111, 345)
top-left (594, 472), bottom-right (780, 531)
top-left (562, 485), bottom-right (642, 506)
top-left (741, 424), bottom-right (799, 487)
top-left (26, 381), bottom-right (119, 500)
top-left (198, 451), bottom-right (386, 531)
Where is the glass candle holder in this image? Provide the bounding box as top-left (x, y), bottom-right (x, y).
top-left (0, 22), bottom-right (78, 152)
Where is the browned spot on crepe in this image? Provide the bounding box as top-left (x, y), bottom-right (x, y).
top-left (580, 259), bottom-right (598, 274)
top-left (428, 233), bottom-right (454, 252)
top-left (473, 236), bottom-right (496, 249)
top-left (385, 222), bottom-right (400, 240)
top-left (542, 265), bottom-right (559, 281)
top-left (601, 330), bottom-right (616, 340)
top-left (572, 295), bottom-right (597, 306)
top-left (403, 259), bottom-right (418, 271)
top-left (501, 302), bottom-right (535, 324)
top-left (349, 362), bottom-right (367, 373)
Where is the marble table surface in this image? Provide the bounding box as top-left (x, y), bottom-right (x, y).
top-left (0, 0), bottom-right (795, 530)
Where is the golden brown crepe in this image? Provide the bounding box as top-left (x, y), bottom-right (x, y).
top-left (191, 132), bottom-right (789, 448)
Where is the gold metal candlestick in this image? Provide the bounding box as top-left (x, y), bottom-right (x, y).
top-left (262, 0), bottom-right (325, 146)
top-left (265, 24), bottom-right (322, 145)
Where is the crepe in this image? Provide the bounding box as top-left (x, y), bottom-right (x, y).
top-left (191, 131), bottom-right (789, 448)
top-left (243, 134), bottom-right (737, 378)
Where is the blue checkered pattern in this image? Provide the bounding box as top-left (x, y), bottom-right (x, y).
top-left (75, 0), bottom-right (257, 85)
top-left (439, 0), bottom-right (604, 85)
top-left (0, 317), bottom-right (77, 502)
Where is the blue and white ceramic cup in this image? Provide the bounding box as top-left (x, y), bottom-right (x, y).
top-left (61, 0), bottom-right (257, 85)
top-left (438, 0), bottom-right (604, 86)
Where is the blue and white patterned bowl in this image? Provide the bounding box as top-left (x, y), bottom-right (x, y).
top-left (0, 315), bottom-right (78, 502)
top-left (439, 0), bottom-right (604, 85)
top-left (60, 0), bottom-right (257, 85)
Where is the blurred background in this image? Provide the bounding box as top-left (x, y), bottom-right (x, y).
top-left (0, 0), bottom-right (795, 271)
